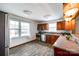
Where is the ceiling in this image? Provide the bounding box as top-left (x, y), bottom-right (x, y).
top-left (0, 3), bottom-right (63, 21)
top-left (64, 3), bottom-right (79, 19)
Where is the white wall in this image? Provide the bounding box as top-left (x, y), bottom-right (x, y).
top-left (8, 14), bottom-right (38, 48)
top-left (76, 16), bottom-right (79, 34)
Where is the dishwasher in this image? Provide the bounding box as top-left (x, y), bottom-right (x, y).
top-left (41, 34), bottom-right (46, 42)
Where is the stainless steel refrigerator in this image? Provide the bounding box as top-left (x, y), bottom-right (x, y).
top-left (0, 11), bottom-right (9, 56)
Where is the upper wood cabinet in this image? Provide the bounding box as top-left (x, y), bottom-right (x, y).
top-left (65, 19), bottom-right (75, 31)
top-left (57, 20), bottom-right (75, 31)
top-left (37, 23), bottom-right (48, 30)
top-left (57, 21), bottom-right (65, 30)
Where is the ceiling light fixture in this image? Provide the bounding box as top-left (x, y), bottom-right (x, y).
top-left (64, 8), bottom-right (79, 16)
top-left (23, 10), bottom-right (32, 15)
top-left (44, 15), bottom-right (53, 20)
top-left (65, 18), bottom-right (72, 21)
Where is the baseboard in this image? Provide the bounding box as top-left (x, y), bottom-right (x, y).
top-left (9, 39), bottom-right (36, 49)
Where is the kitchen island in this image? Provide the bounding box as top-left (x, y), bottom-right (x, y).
top-left (53, 34), bottom-right (79, 56)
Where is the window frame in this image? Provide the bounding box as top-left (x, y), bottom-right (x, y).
top-left (48, 23), bottom-right (57, 32)
top-left (20, 21), bottom-right (30, 37)
top-left (9, 19), bottom-right (20, 39)
top-left (9, 18), bottom-right (30, 40)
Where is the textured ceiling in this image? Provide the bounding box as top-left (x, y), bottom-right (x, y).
top-left (0, 3), bottom-right (63, 21)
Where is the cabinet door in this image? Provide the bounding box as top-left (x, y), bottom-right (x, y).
top-left (57, 22), bottom-right (62, 30)
top-left (37, 23), bottom-right (48, 30)
top-left (71, 19), bottom-right (75, 30)
top-left (61, 21), bottom-right (65, 30)
top-left (44, 23), bottom-right (48, 30)
top-left (46, 35), bottom-right (59, 44)
top-left (41, 24), bottom-right (44, 30)
top-left (65, 21), bottom-right (72, 30)
top-left (57, 21), bottom-right (65, 30)
top-left (41, 24), bottom-right (43, 30)
top-left (37, 24), bottom-right (41, 30)
top-left (42, 23), bottom-right (48, 30)
top-left (65, 20), bottom-right (75, 31)
top-left (46, 35), bottom-right (51, 43)
top-left (51, 36), bottom-right (59, 44)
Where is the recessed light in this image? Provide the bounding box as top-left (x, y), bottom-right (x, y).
top-left (23, 10), bottom-right (32, 15)
top-left (44, 15), bottom-right (51, 19)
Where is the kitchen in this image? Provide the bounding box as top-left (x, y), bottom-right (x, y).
top-left (0, 3), bottom-right (79, 56)
top-left (36, 3), bottom-right (79, 56)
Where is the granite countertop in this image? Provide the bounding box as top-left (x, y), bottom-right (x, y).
top-left (53, 35), bottom-right (79, 54)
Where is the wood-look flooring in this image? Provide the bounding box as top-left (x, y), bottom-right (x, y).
top-left (9, 40), bottom-right (54, 56)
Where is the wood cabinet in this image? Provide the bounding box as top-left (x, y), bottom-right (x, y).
top-left (54, 47), bottom-right (79, 56)
top-left (57, 20), bottom-right (75, 31)
top-left (57, 21), bottom-right (65, 30)
top-left (46, 35), bottom-right (59, 44)
top-left (37, 23), bottom-right (48, 30)
top-left (65, 19), bottom-right (75, 31)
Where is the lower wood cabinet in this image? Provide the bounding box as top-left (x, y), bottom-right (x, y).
top-left (46, 35), bottom-right (59, 44)
top-left (54, 47), bottom-right (79, 56)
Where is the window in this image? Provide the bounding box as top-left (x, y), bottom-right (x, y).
top-left (49, 23), bottom-right (57, 32)
top-left (9, 20), bottom-right (30, 39)
top-left (9, 20), bottom-right (19, 39)
top-left (21, 22), bottom-right (30, 36)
